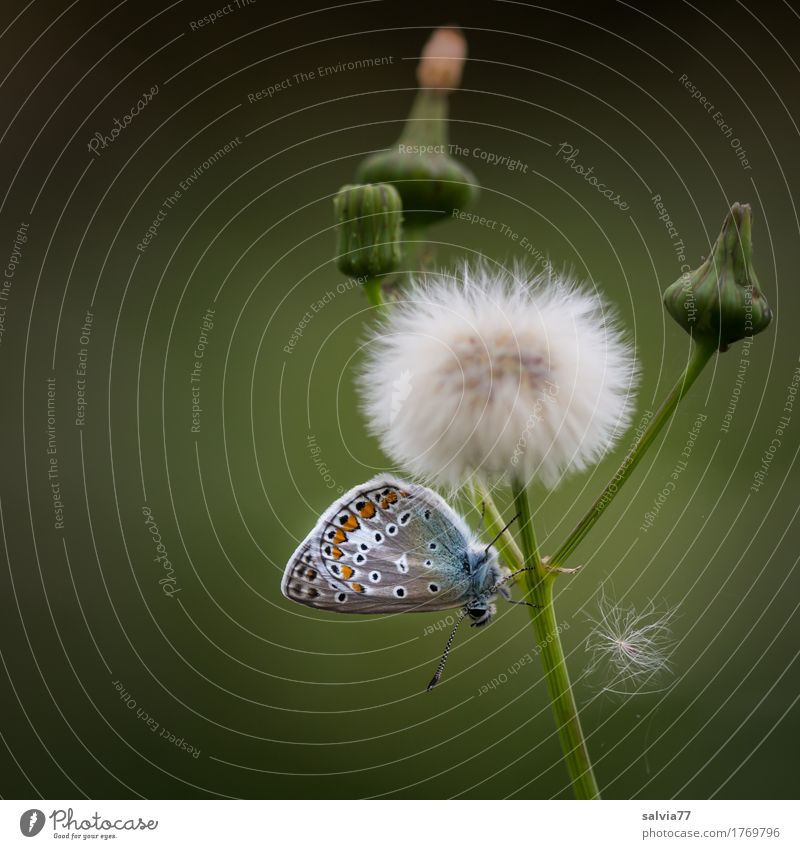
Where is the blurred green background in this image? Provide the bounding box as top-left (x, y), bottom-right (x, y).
top-left (0, 0), bottom-right (798, 800)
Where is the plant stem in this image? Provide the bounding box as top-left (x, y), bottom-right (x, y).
top-left (551, 340), bottom-right (715, 568)
top-left (511, 478), bottom-right (601, 800)
top-left (363, 277), bottom-right (384, 312)
top-left (471, 481), bottom-right (524, 572)
top-left (398, 224), bottom-right (433, 280)
top-left (511, 477), bottom-right (542, 575)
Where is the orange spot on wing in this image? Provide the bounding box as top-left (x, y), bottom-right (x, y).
top-left (380, 492), bottom-right (398, 509)
top-left (359, 501), bottom-right (376, 519)
top-left (332, 528), bottom-right (347, 544)
top-left (340, 566), bottom-right (355, 580)
top-left (331, 546), bottom-right (344, 560)
top-left (342, 514), bottom-right (360, 531)
top-left (351, 582), bottom-right (365, 594)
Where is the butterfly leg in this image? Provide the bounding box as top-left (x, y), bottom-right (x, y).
top-left (506, 598), bottom-right (541, 609)
top-left (493, 584), bottom-right (540, 609)
top-left (487, 567), bottom-right (542, 609)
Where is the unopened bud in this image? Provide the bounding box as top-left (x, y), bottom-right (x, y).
top-left (417, 26), bottom-right (467, 89)
top-left (663, 202), bottom-right (772, 351)
top-left (333, 183), bottom-right (403, 278)
top-left (355, 28), bottom-right (478, 228)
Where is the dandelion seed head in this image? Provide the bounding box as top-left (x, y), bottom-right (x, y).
top-left (357, 263), bottom-right (637, 487)
top-left (584, 589), bottom-right (676, 696)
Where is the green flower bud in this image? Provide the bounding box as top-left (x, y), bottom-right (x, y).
top-left (663, 202), bottom-right (772, 352)
top-left (333, 183), bottom-right (403, 279)
top-left (355, 28), bottom-right (478, 228)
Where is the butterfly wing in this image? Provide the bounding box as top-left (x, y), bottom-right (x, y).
top-left (282, 476), bottom-right (477, 613)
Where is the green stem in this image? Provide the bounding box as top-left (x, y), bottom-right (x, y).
top-left (511, 477), bottom-right (542, 575)
top-left (510, 478), bottom-right (600, 799)
top-left (402, 224), bottom-right (430, 275)
top-left (399, 88), bottom-right (449, 149)
top-left (551, 340), bottom-right (715, 568)
top-left (363, 277), bottom-right (384, 312)
top-left (471, 481), bottom-right (523, 572)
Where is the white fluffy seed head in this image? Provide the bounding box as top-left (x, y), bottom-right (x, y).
top-left (584, 589), bottom-right (677, 696)
top-left (357, 263), bottom-right (638, 487)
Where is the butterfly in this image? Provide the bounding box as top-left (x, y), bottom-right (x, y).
top-left (281, 475), bottom-right (536, 690)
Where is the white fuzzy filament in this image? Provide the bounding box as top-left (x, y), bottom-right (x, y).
top-left (358, 263), bottom-right (638, 488)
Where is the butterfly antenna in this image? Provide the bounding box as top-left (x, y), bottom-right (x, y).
top-left (488, 565), bottom-right (542, 608)
top-left (484, 512), bottom-right (521, 557)
top-left (426, 607), bottom-right (469, 692)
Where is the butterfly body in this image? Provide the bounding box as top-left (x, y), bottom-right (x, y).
top-left (282, 475), bottom-right (501, 618)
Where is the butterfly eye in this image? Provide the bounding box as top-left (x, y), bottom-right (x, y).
top-left (369, 571), bottom-right (381, 583)
top-left (394, 587), bottom-right (406, 598)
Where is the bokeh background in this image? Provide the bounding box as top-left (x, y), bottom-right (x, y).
top-left (0, 0), bottom-right (798, 800)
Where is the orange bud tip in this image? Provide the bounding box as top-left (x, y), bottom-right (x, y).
top-left (417, 26), bottom-right (467, 89)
